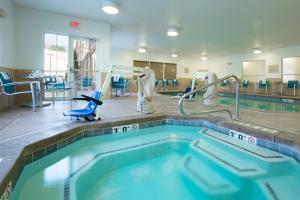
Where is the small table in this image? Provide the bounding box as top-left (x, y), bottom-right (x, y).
top-left (23, 76), bottom-right (51, 107)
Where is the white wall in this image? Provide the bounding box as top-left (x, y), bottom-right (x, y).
top-left (14, 6), bottom-right (110, 72)
top-left (0, 0), bottom-right (15, 67)
top-left (208, 45), bottom-right (300, 80)
top-left (111, 48), bottom-right (208, 78)
top-left (112, 46), bottom-right (300, 80)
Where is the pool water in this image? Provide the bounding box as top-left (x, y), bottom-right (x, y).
top-left (159, 92), bottom-right (300, 112)
top-left (218, 96), bottom-right (300, 112)
top-left (9, 125), bottom-right (300, 200)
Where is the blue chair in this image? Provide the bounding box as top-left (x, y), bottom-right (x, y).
top-left (221, 80), bottom-right (229, 87)
top-left (172, 79), bottom-right (179, 87)
top-left (44, 75), bottom-right (73, 105)
top-left (162, 79), bottom-right (169, 86)
top-left (287, 80), bottom-right (298, 96)
top-left (0, 72), bottom-right (40, 111)
top-left (183, 87), bottom-right (196, 99)
top-left (63, 91), bottom-right (102, 121)
top-left (155, 80), bottom-right (160, 86)
top-left (257, 80), bottom-right (268, 94)
top-left (111, 77), bottom-right (129, 96)
top-left (220, 80), bottom-right (229, 92)
top-left (242, 80), bottom-right (249, 88)
top-left (81, 77), bottom-right (93, 89)
top-left (162, 79), bottom-right (170, 90)
top-left (258, 80), bottom-right (268, 88)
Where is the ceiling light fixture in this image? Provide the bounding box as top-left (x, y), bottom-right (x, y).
top-left (102, 0), bottom-right (119, 15)
top-left (253, 48), bottom-right (262, 54)
top-left (167, 28), bottom-right (178, 37)
top-left (138, 47), bottom-right (146, 53)
top-left (201, 55), bottom-right (207, 60)
top-left (171, 53), bottom-right (178, 58)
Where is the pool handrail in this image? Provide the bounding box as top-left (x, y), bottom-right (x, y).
top-left (178, 74), bottom-right (240, 120)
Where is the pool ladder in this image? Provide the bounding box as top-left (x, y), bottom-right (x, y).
top-left (178, 74), bottom-right (240, 120)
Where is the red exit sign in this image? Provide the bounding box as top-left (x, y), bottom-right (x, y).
top-left (70, 20), bottom-right (80, 28)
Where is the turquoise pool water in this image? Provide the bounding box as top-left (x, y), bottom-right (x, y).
top-left (9, 125), bottom-right (300, 200)
top-left (159, 92), bottom-right (300, 112)
top-left (218, 96), bottom-right (300, 112)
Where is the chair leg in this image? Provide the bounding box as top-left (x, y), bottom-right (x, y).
top-left (30, 83), bottom-right (36, 112)
top-left (52, 90), bottom-right (55, 106)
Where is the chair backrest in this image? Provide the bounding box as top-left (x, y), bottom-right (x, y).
top-left (287, 80), bottom-right (298, 89)
top-left (172, 79), bottom-right (178, 86)
top-left (162, 79), bottom-right (169, 86)
top-left (242, 80), bottom-right (249, 87)
top-left (85, 91), bottom-right (102, 111)
top-left (259, 80), bottom-right (267, 88)
top-left (82, 77), bottom-right (93, 87)
top-left (0, 72), bottom-right (15, 94)
top-left (184, 87), bottom-right (196, 98)
top-left (221, 80), bottom-right (228, 86)
top-left (111, 77), bottom-right (128, 88)
top-left (155, 80), bottom-right (160, 86)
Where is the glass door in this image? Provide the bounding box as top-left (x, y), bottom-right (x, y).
top-left (70, 37), bottom-right (98, 97)
top-left (43, 33), bottom-right (70, 100)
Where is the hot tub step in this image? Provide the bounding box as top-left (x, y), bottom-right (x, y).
top-left (180, 155), bottom-right (239, 198)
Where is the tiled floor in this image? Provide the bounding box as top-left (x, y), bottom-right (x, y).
top-left (0, 94), bottom-right (300, 142)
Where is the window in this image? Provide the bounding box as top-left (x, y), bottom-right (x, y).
top-left (44, 33), bottom-right (69, 77)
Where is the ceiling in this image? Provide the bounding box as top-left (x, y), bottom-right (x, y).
top-left (13, 0), bottom-right (300, 59)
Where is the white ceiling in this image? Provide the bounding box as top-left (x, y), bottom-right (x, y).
top-left (13, 0), bottom-right (300, 58)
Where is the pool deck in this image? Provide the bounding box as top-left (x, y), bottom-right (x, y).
top-left (0, 94), bottom-right (300, 142)
top-left (1, 94), bottom-right (300, 198)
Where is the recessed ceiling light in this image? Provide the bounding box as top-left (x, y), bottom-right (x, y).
top-left (167, 28), bottom-right (178, 37)
top-left (253, 48), bottom-right (262, 54)
top-left (171, 53), bottom-right (178, 58)
top-left (138, 47), bottom-right (146, 53)
top-left (102, 0), bottom-right (119, 15)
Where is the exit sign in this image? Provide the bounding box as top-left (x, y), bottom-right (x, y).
top-left (70, 20), bottom-right (80, 28)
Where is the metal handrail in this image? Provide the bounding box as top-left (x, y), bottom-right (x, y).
top-left (179, 74), bottom-right (240, 119)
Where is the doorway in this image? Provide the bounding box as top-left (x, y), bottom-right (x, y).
top-left (43, 33), bottom-right (98, 100)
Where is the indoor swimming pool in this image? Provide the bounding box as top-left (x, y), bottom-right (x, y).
top-left (9, 125), bottom-right (300, 200)
top-left (159, 92), bottom-right (300, 112)
top-left (217, 96), bottom-right (300, 112)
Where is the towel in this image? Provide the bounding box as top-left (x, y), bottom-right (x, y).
top-left (203, 72), bottom-right (218, 106)
top-left (28, 69), bottom-right (43, 78)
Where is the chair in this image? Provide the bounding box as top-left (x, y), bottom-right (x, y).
top-left (44, 75), bottom-right (73, 105)
top-left (111, 76), bottom-right (129, 96)
top-left (242, 80), bottom-right (249, 88)
top-left (220, 80), bottom-right (229, 92)
top-left (0, 72), bottom-right (40, 111)
top-left (63, 91), bottom-right (102, 121)
top-left (172, 79), bottom-right (179, 87)
top-left (162, 79), bottom-right (169, 90)
top-left (258, 80), bottom-right (268, 94)
top-left (287, 80), bottom-right (298, 96)
top-left (81, 77), bottom-right (93, 90)
top-left (183, 86), bottom-right (197, 99)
